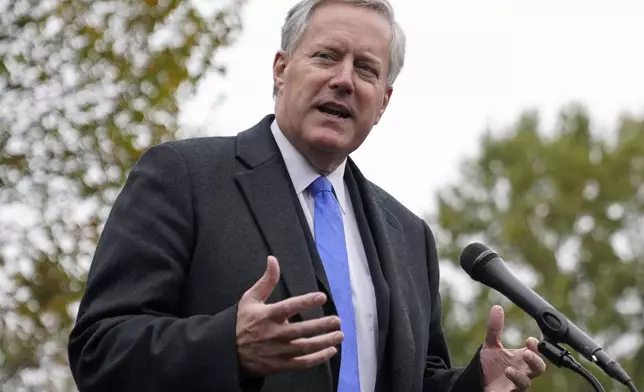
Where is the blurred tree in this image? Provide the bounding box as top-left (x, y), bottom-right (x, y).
top-left (0, 0), bottom-right (245, 390)
top-left (431, 105), bottom-right (644, 391)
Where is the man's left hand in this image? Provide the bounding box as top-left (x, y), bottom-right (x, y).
top-left (480, 305), bottom-right (547, 391)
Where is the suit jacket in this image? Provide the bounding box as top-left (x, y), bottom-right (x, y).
top-left (68, 114), bottom-right (484, 392)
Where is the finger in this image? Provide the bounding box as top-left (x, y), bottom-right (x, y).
top-left (484, 305), bottom-right (505, 348)
top-left (277, 316), bottom-right (341, 340)
top-left (266, 292), bottom-right (327, 322)
top-left (278, 331), bottom-right (344, 357)
top-left (505, 367), bottom-right (532, 391)
top-left (247, 256), bottom-right (281, 302)
top-left (283, 346), bottom-right (338, 371)
top-left (522, 349), bottom-right (547, 377)
top-left (525, 336), bottom-right (540, 353)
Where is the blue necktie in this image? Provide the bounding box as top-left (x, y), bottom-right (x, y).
top-left (309, 176), bottom-right (360, 392)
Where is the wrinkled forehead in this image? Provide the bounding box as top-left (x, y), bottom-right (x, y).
top-left (307, 0), bottom-right (394, 23)
top-left (303, 3), bottom-right (392, 53)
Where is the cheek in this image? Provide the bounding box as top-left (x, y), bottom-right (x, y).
top-left (356, 84), bottom-right (386, 118)
top-left (287, 79), bottom-right (313, 109)
top-left (356, 100), bottom-right (383, 126)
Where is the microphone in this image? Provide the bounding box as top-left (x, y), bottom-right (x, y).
top-left (460, 242), bottom-right (632, 386)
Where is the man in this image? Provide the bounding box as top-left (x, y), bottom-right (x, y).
top-left (68, 0), bottom-right (546, 391)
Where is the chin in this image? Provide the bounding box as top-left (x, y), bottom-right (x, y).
top-left (305, 126), bottom-right (350, 152)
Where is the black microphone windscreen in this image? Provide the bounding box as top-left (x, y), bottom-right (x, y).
top-left (460, 242), bottom-right (493, 275)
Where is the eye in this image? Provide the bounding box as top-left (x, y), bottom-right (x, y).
top-left (358, 64), bottom-right (378, 77)
top-left (316, 52), bottom-right (335, 60)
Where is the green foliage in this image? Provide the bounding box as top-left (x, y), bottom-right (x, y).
top-left (0, 0), bottom-right (245, 390)
top-left (432, 105), bottom-right (644, 391)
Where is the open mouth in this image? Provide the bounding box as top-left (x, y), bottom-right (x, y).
top-left (316, 104), bottom-right (351, 119)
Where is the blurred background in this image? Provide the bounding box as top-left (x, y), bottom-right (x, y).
top-left (0, 0), bottom-right (642, 391)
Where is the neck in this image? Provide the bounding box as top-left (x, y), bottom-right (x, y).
top-left (274, 114), bottom-right (346, 176)
top-left (305, 153), bottom-right (343, 176)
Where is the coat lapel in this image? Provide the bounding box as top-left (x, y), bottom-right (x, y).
top-left (344, 168), bottom-right (390, 371)
top-left (234, 115), bottom-right (325, 323)
top-left (348, 159), bottom-right (417, 392)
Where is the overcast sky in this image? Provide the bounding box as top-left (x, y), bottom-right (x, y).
top-left (183, 0), bottom-right (644, 218)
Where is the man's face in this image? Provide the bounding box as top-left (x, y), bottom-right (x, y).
top-left (273, 2), bottom-right (393, 167)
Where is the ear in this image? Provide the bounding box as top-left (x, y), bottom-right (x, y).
top-left (273, 50), bottom-right (289, 96)
top-left (375, 87), bottom-right (393, 124)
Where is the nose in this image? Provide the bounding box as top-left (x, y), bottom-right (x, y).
top-left (328, 60), bottom-right (354, 96)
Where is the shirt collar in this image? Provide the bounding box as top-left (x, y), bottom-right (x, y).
top-left (270, 119), bottom-right (348, 214)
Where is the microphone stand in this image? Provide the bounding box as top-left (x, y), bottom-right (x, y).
top-left (538, 338), bottom-right (641, 391)
top-left (538, 338), bottom-right (605, 392)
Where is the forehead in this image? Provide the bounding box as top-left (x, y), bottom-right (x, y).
top-left (300, 3), bottom-right (391, 58)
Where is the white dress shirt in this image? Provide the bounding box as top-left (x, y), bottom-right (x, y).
top-left (271, 120), bottom-right (378, 392)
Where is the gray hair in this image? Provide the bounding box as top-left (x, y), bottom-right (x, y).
top-left (275, 0), bottom-right (406, 94)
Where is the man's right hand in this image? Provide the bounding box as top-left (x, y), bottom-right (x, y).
top-left (236, 255), bottom-right (343, 376)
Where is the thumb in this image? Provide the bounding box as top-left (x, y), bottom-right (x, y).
top-left (484, 305), bottom-right (505, 348)
top-left (248, 255), bottom-right (280, 302)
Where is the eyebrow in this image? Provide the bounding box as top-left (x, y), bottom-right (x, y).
top-left (314, 42), bottom-right (384, 68)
